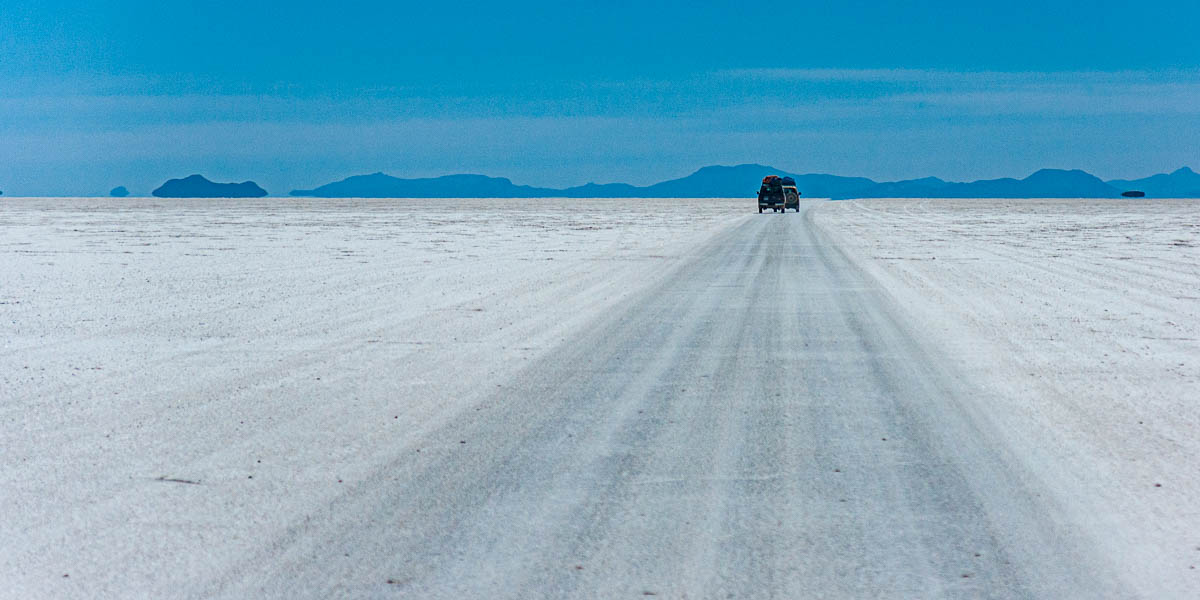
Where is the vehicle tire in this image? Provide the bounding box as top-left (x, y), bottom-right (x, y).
top-left (759, 206), bottom-right (763, 213)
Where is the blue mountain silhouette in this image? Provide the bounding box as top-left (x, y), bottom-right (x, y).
top-left (153, 174), bottom-right (268, 198)
top-left (1107, 167), bottom-right (1200, 198)
top-left (838, 177), bottom-right (951, 198)
top-left (290, 172), bottom-right (552, 198)
top-left (933, 169), bottom-right (1119, 198)
top-left (842, 170), bottom-right (1125, 199)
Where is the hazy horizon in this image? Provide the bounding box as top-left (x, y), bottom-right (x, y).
top-left (3, 162), bottom-right (1199, 199)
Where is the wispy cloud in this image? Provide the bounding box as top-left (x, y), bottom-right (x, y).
top-left (708, 68), bottom-right (1200, 120)
top-left (719, 68), bottom-right (945, 82)
top-left (718, 68), bottom-right (1200, 84)
top-left (888, 83), bottom-right (1200, 116)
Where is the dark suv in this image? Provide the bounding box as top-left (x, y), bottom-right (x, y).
top-left (758, 176), bottom-right (784, 213)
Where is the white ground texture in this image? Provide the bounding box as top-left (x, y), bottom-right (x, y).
top-left (2, 197), bottom-right (1197, 598)
top-left (810, 199), bottom-right (1200, 596)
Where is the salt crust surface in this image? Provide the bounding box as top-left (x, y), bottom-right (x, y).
top-left (813, 198), bottom-right (1200, 597)
top-left (3, 196), bottom-right (1198, 596)
top-left (0, 197), bottom-right (745, 596)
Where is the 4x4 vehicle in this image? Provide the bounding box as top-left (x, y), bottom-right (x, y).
top-left (781, 177), bottom-right (801, 212)
top-left (758, 176), bottom-right (785, 213)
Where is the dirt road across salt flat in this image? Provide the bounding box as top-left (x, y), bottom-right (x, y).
top-left (2, 198), bottom-right (1196, 598)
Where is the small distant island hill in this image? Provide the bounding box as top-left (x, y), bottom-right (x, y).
top-left (152, 175), bottom-right (268, 198)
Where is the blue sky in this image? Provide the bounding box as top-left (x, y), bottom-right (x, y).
top-left (2, 0), bottom-right (1198, 195)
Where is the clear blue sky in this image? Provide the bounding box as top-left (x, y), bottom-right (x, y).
top-left (2, 0), bottom-right (1198, 195)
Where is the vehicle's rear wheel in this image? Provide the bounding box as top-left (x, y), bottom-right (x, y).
top-left (759, 206), bottom-right (763, 213)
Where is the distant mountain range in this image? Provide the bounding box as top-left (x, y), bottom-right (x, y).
top-left (876, 169), bottom-right (1121, 199)
top-left (290, 173), bottom-right (553, 199)
top-left (1108, 167), bottom-right (1200, 198)
top-left (289, 165), bottom-right (879, 199)
top-left (290, 165), bottom-right (1200, 199)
